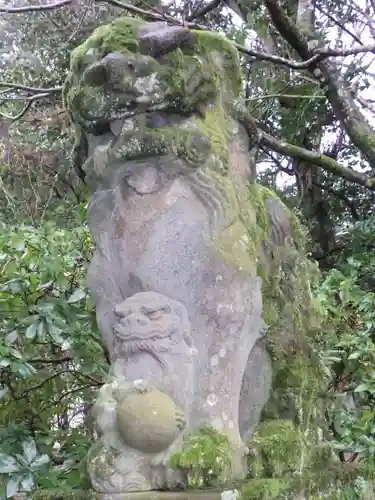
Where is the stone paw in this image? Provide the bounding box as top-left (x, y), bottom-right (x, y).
top-left (174, 409), bottom-right (186, 430)
top-left (131, 379), bottom-right (149, 394)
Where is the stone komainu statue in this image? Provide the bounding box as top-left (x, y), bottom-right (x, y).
top-left (63, 16), bottom-right (302, 495)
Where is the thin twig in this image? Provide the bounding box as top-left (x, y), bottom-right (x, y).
top-left (187, 0), bottom-right (222, 20)
top-left (0, 83), bottom-right (62, 93)
top-left (316, 4), bottom-right (366, 47)
top-left (0, 0), bottom-right (71, 12)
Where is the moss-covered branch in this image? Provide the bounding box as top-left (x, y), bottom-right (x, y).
top-left (237, 107), bottom-right (375, 189)
top-left (260, 130), bottom-right (375, 189)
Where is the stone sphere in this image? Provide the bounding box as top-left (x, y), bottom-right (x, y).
top-left (115, 389), bottom-right (184, 454)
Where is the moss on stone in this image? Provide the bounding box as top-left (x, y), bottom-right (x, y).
top-left (248, 419), bottom-right (304, 479)
top-left (190, 29), bottom-right (242, 96)
top-left (70, 17), bottom-right (144, 73)
top-left (169, 426), bottom-right (232, 487)
top-left (66, 16), bottom-right (241, 113)
top-left (195, 104), bottom-right (234, 166)
top-left (241, 478), bottom-right (289, 499)
top-left (64, 17), bottom-right (331, 496)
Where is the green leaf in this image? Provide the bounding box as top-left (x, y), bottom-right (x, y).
top-left (0, 454), bottom-right (21, 473)
top-left (36, 280), bottom-right (54, 291)
top-left (354, 384), bottom-right (369, 393)
top-left (31, 454), bottom-right (50, 470)
top-left (348, 351), bottom-right (361, 360)
top-left (6, 476), bottom-right (21, 498)
top-left (67, 288), bottom-right (86, 304)
top-left (22, 440), bottom-right (37, 464)
top-left (17, 363), bottom-right (37, 378)
top-left (20, 473), bottom-right (34, 491)
top-left (37, 320), bottom-right (45, 338)
top-left (5, 330), bottom-right (18, 345)
top-left (25, 323), bottom-right (38, 340)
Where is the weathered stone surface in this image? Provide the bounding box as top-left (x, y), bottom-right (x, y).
top-left (64, 16), bottom-right (300, 495)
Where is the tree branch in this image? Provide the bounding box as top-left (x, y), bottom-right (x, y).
top-left (315, 44), bottom-right (375, 58)
top-left (237, 108), bottom-right (375, 189)
top-left (312, 181), bottom-right (359, 221)
top-left (315, 4), bottom-right (366, 47)
top-left (52, 384), bottom-right (101, 405)
top-left (260, 131), bottom-right (375, 189)
top-left (0, 83), bottom-right (62, 93)
top-left (187, 0), bottom-right (222, 20)
top-left (263, 0), bottom-right (310, 60)
top-left (0, 0), bottom-right (71, 12)
top-left (28, 356), bottom-right (73, 364)
top-left (234, 43), bottom-right (320, 68)
top-left (263, 0), bottom-right (375, 171)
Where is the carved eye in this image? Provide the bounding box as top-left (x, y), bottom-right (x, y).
top-left (84, 64), bottom-right (108, 86)
top-left (147, 309), bottom-right (162, 320)
top-left (127, 61), bottom-right (135, 71)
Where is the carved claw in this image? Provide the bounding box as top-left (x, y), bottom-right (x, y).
top-left (175, 409), bottom-right (186, 430)
top-left (131, 379), bottom-right (149, 394)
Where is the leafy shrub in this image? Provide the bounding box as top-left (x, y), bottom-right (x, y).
top-left (0, 220), bottom-right (107, 498)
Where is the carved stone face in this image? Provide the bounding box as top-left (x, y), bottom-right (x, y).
top-left (73, 51), bottom-right (169, 132)
top-left (113, 292), bottom-right (191, 357)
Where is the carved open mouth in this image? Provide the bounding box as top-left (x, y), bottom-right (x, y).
top-left (81, 100), bottom-right (170, 134)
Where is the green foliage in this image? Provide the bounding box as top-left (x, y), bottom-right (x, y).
top-left (314, 228), bottom-right (375, 459)
top-left (169, 427), bottom-right (232, 487)
top-left (0, 219), bottom-right (107, 498)
top-left (248, 420), bottom-right (304, 479)
top-left (241, 478), bottom-right (289, 499)
top-left (0, 440), bottom-right (49, 498)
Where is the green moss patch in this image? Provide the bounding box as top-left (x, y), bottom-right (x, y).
top-left (70, 17), bottom-right (144, 73)
top-left (241, 478), bottom-right (289, 499)
top-left (169, 427), bottom-right (232, 487)
top-left (248, 420), bottom-right (304, 479)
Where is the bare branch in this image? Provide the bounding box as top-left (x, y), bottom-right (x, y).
top-left (53, 384), bottom-right (101, 405)
top-left (28, 356), bottom-right (74, 364)
top-left (22, 370), bottom-right (71, 396)
top-left (316, 44), bottom-right (375, 58)
top-left (0, 84), bottom-right (62, 120)
top-left (187, 0), bottom-right (222, 20)
top-left (0, 83), bottom-right (63, 93)
top-left (0, 92), bottom-right (53, 120)
top-left (101, 0), bottom-right (169, 21)
top-left (316, 4), bottom-right (366, 47)
top-left (0, 0), bottom-right (71, 13)
top-left (235, 43), bottom-right (320, 68)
